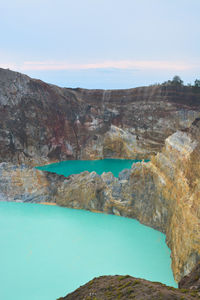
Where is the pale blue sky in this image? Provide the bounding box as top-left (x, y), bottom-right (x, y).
top-left (1, 0), bottom-right (200, 88)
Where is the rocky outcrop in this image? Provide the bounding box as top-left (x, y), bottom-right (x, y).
top-left (148, 121), bottom-right (200, 281)
top-left (1, 68), bottom-right (200, 165)
top-left (52, 165), bottom-right (167, 231)
top-left (55, 171), bottom-right (106, 210)
top-left (54, 122), bottom-right (200, 281)
top-left (58, 275), bottom-right (200, 300)
top-left (179, 262), bottom-right (200, 291)
top-left (59, 262), bottom-right (200, 299)
top-left (0, 162), bottom-right (53, 203)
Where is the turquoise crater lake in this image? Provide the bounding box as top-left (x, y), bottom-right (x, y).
top-left (36, 158), bottom-right (149, 177)
top-left (0, 202), bottom-right (177, 300)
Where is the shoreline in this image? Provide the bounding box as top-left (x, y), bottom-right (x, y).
top-left (39, 202), bottom-right (57, 206)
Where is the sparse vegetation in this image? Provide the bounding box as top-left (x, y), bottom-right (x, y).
top-left (162, 75), bottom-right (184, 86)
top-left (58, 275), bottom-right (200, 300)
top-left (161, 76), bottom-right (200, 90)
top-left (194, 79), bottom-right (200, 87)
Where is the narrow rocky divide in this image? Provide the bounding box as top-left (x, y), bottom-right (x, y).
top-left (0, 68), bottom-right (200, 299)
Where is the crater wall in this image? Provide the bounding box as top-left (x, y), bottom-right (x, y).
top-left (0, 68), bottom-right (200, 282)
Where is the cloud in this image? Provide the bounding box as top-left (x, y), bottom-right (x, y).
top-left (20, 60), bottom-right (193, 71)
top-left (0, 63), bottom-right (18, 70)
top-left (0, 60), bottom-right (197, 72)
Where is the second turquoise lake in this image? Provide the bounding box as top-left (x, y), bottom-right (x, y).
top-left (36, 158), bottom-right (148, 177)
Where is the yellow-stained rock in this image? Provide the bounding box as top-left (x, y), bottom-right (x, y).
top-left (1, 121), bottom-right (200, 282)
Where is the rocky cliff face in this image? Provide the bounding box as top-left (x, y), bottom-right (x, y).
top-left (53, 121), bottom-right (200, 281)
top-left (179, 262), bottom-right (200, 291)
top-left (1, 120), bottom-right (200, 282)
top-left (0, 68), bottom-right (200, 284)
top-left (0, 162), bottom-right (57, 203)
top-left (149, 122), bottom-right (200, 281)
top-left (1, 68), bottom-right (200, 165)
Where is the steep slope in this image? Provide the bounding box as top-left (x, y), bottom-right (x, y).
top-left (52, 120), bottom-right (200, 281)
top-left (0, 68), bottom-right (200, 283)
top-left (1, 120), bottom-right (200, 281)
top-left (179, 262), bottom-right (200, 291)
top-left (1, 68), bottom-right (200, 165)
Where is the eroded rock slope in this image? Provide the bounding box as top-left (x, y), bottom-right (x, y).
top-left (52, 121), bottom-right (200, 281)
top-left (1, 120), bottom-right (200, 281)
top-left (1, 68), bottom-right (200, 164)
top-left (0, 68), bottom-right (200, 284)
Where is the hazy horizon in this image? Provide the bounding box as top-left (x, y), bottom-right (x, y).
top-left (2, 66), bottom-right (197, 90)
top-left (1, 0), bottom-right (200, 89)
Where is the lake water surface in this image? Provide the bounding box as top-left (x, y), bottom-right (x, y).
top-left (36, 158), bottom-right (148, 177)
top-left (0, 201), bottom-right (177, 300)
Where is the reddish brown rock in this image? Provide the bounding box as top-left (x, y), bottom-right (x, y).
top-left (1, 68), bottom-right (200, 165)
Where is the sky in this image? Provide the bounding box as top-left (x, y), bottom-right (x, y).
top-left (0, 0), bottom-right (200, 89)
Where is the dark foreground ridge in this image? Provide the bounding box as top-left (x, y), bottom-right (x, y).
top-left (58, 271), bottom-right (200, 300)
top-left (58, 263), bottom-right (200, 299)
